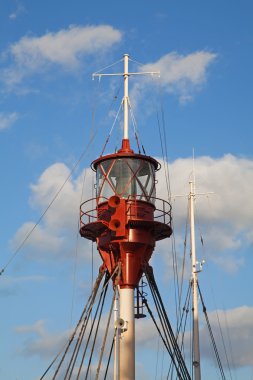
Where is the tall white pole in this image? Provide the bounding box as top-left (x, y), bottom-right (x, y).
top-left (119, 287), bottom-right (135, 380)
top-left (114, 288), bottom-right (119, 380)
top-left (189, 180), bottom-right (201, 380)
top-left (123, 54), bottom-right (129, 140)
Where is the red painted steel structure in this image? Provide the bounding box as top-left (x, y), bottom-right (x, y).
top-left (80, 138), bottom-right (172, 289)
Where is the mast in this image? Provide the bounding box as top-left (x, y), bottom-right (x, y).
top-left (123, 54), bottom-right (129, 140)
top-left (189, 179), bottom-right (201, 380)
top-left (80, 54), bottom-right (172, 380)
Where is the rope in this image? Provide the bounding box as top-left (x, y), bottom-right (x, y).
top-left (95, 288), bottom-right (116, 380)
top-left (144, 265), bottom-right (191, 380)
top-left (39, 267), bottom-right (105, 380)
top-left (56, 269), bottom-right (107, 380)
top-left (103, 330), bottom-right (116, 380)
top-left (83, 274), bottom-right (110, 380)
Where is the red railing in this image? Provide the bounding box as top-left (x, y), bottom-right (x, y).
top-left (80, 195), bottom-right (172, 228)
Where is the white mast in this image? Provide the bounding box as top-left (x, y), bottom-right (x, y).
top-left (119, 53), bottom-right (134, 380)
top-left (189, 178), bottom-right (201, 380)
top-left (118, 288), bottom-right (135, 380)
top-left (92, 54), bottom-right (159, 380)
top-left (123, 54), bottom-right (129, 140)
top-left (92, 54), bottom-right (159, 143)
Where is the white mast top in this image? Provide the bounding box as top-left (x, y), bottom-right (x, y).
top-left (123, 54), bottom-right (129, 139)
top-left (92, 54), bottom-right (159, 142)
top-left (189, 178), bottom-right (201, 380)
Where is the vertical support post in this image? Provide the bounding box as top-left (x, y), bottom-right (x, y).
top-left (119, 287), bottom-right (135, 380)
top-left (189, 180), bottom-right (201, 380)
top-left (114, 288), bottom-right (119, 380)
top-left (123, 54), bottom-right (129, 140)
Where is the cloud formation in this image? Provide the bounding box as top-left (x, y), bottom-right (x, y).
top-left (15, 320), bottom-right (71, 358)
top-left (3, 25), bottom-right (122, 86)
top-left (0, 112), bottom-right (18, 130)
top-left (11, 25), bottom-right (122, 68)
top-left (14, 306), bottom-right (253, 372)
top-left (142, 51), bottom-right (217, 102)
top-left (11, 154), bottom-right (253, 274)
top-left (9, 1), bottom-right (26, 20)
top-left (11, 163), bottom-right (95, 262)
top-left (200, 306), bottom-right (253, 368)
top-left (156, 154), bottom-right (253, 273)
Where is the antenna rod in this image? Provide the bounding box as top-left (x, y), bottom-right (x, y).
top-left (123, 54), bottom-right (129, 140)
top-left (92, 54), bottom-right (159, 144)
top-left (189, 179), bottom-right (201, 380)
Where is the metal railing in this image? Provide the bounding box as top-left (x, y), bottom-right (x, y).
top-left (80, 195), bottom-right (172, 228)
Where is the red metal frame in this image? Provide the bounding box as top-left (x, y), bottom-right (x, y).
top-left (80, 139), bottom-right (172, 289)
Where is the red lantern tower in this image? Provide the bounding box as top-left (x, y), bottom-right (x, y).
top-left (80, 55), bottom-right (172, 380)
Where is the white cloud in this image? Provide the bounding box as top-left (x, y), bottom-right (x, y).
top-left (11, 25), bottom-right (122, 68)
top-left (15, 320), bottom-right (72, 358)
top-left (14, 303), bottom-right (253, 374)
top-left (11, 154), bottom-right (253, 273)
top-left (4, 25), bottom-right (122, 86)
top-left (11, 163), bottom-right (95, 262)
top-left (0, 112), bottom-right (18, 130)
top-left (199, 306), bottom-right (253, 368)
top-left (141, 51), bottom-right (217, 102)
top-left (155, 154), bottom-right (253, 273)
top-left (9, 1), bottom-right (26, 20)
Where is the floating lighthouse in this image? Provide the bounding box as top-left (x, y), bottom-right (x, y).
top-left (79, 55), bottom-right (172, 380)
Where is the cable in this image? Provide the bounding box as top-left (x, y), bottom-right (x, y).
top-left (0, 122), bottom-right (101, 277)
top-left (82, 274), bottom-right (109, 380)
top-left (144, 265), bottom-right (191, 380)
top-left (92, 58), bottom-right (123, 77)
top-left (39, 267), bottom-right (105, 380)
top-left (198, 283), bottom-right (227, 380)
top-left (95, 288), bottom-right (115, 380)
top-left (103, 331), bottom-right (116, 380)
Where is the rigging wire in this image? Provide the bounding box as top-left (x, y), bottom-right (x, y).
top-left (223, 308), bottom-right (238, 380)
top-left (82, 274), bottom-right (109, 380)
top-left (195, 198), bottom-right (235, 379)
top-left (179, 202), bottom-right (190, 304)
top-left (144, 265), bottom-right (191, 380)
top-left (100, 100), bottom-right (123, 156)
top-left (39, 267), bottom-right (106, 380)
top-left (128, 98), bottom-right (144, 153)
top-left (166, 282), bottom-right (191, 380)
top-left (99, 78), bottom-right (123, 156)
top-left (147, 76), bottom-right (182, 328)
top-left (156, 107), bottom-right (181, 327)
top-left (57, 273), bottom-right (109, 380)
top-left (40, 265), bottom-right (119, 380)
top-left (92, 58), bottom-right (123, 77)
top-left (95, 288), bottom-right (116, 380)
top-left (215, 309), bottom-right (234, 380)
top-left (103, 331), bottom-right (116, 380)
top-left (197, 283), bottom-right (227, 380)
top-left (0, 123), bottom-right (101, 277)
top-left (0, 70), bottom-right (122, 277)
top-left (155, 336), bottom-right (160, 380)
top-left (70, 166), bottom-right (90, 327)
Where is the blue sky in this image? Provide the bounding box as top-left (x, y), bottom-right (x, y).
top-left (0, 1), bottom-right (253, 379)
